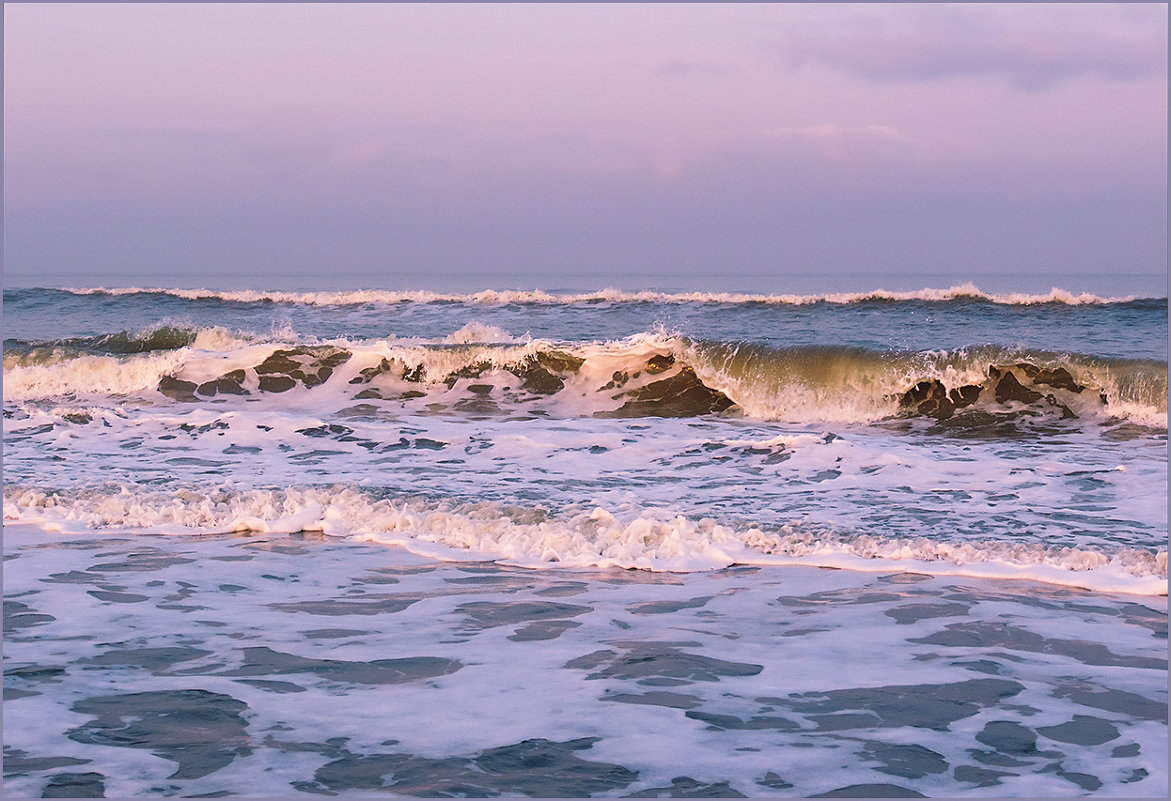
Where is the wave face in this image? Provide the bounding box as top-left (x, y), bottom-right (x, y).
top-left (3, 329), bottom-right (1167, 427)
top-left (3, 286), bottom-right (1166, 593)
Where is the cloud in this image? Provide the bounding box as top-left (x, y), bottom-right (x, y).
top-left (768, 4), bottom-right (1168, 91)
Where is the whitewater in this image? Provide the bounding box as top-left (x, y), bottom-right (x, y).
top-left (3, 283), bottom-right (1167, 797)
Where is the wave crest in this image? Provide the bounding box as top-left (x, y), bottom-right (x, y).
top-left (4, 331), bottom-right (1166, 428)
top-left (4, 484), bottom-right (1164, 594)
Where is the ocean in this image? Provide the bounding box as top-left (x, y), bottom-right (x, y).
top-left (2, 281), bottom-right (1167, 798)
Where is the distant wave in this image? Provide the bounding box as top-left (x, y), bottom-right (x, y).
top-left (4, 328), bottom-right (1167, 428)
top-left (39, 283), bottom-right (1161, 307)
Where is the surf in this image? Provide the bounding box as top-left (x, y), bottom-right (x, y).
top-left (4, 483), bottom-right (1165, 595)
top-left (5, 328), bottom-right (1166, 429)
top-left (21, 282), bottom-right (1162, 307)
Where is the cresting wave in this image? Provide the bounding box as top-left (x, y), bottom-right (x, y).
top-left (4, 328), bottom-right (1167, 427)
top-left (4, 485), bottom-right (1165, 596)
top-left (3, 326), bottom-right (250, 368)
top-left (48, 282), bottom-right (1156, 306)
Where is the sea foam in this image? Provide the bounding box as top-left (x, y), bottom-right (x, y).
top-left (4, 485), bottom-right (1165, 595)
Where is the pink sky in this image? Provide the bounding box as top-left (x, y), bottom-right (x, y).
top-left (4, 3), bottom-right (1166, 289)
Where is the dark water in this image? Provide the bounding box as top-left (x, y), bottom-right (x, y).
top-left (3, 286), bottom-right (1168, 360)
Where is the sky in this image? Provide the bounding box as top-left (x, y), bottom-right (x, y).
top-left (3, 2), bottom-right (1167, 293)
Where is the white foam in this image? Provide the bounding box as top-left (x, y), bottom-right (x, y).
top-left (5, 515), bottom-right (1164, 798)
top-left (5, 486), bottom-right (1164, 595)
top-left (190, 326), bottom-right (253, 351)
top-left (722, 432), bottom-right (836, 449)
top-left (736, 528), bottom-right (1168, 596)
top-left (443, 322), bottom-right (524, 345)
top-left (1, 351), bottom-right (189, 401)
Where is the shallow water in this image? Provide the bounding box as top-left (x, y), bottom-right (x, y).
top-left (4, 525), bottom-right (1166, 797)
top-left (3, 283), bottom-right (1167, 796)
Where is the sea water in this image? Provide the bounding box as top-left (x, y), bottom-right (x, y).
top-left (3, 282), bottom-right (1167, 797)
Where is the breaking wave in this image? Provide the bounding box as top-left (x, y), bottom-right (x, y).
top-left (4, 484), bottom-right (1165, 595)
top-left (4, 326), bottom-right (250, 368)
top-left (4, 328), bottom-right (1167, 428)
